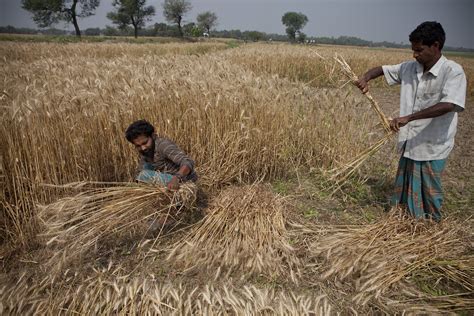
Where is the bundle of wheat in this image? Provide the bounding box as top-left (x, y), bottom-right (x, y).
top-left (39, 181), bottom-right (197, 270)
top-left (306, 209), bottom-right (472, 306)
top-left (167, 184), bottom-right (300, 281)
top-left (0, 273), bottom-right (333, 315)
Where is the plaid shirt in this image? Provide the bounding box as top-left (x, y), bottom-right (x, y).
top-left (138, 134), bottom-right (197, 182)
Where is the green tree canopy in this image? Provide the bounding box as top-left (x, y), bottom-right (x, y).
top-left (22, 0), bottom-right (100, 37)
top-left (281, 12), bottom-right (308, 42)
top-left (107, 0), bottom-right (155, 38)
top-left (196, 11), bottom-right (217, 36)
top-left (162, 0), bottom-right (192, 37)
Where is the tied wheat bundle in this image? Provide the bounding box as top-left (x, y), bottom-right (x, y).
top-left (0, 273), bottom-right (333, 315)
top-left (307, 209), bottom-right (472, 306)
top-left (167, 184), bottom-right (300, 281)
top-left (39, 181), bottom-right (197, 269)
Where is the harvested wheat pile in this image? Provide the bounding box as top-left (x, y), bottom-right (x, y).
top-left (167, 184), bottom-right (300, 281)
top-left (39, 181), bottom-right (197, 270)
top-left (306, 209), bottom-right (473, 306)
top-left (0, 273), bottom-right (333, 315)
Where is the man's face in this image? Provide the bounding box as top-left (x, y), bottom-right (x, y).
top-left (132, 134), bottom-right (154, 156)
top-left (411, 41), bottom-right (439, 66)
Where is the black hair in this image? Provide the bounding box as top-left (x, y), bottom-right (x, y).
top-left (125, 120), bottom-right (155, 142)
top-left (409, 21), bottom-right (445, 50)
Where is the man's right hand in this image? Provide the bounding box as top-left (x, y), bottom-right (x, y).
top-left (354, 67), bottom-right (384, 94)
top-left (355, 77), bottom-right (369, 94)
top-left (167, 176), bottom-right (180, 191)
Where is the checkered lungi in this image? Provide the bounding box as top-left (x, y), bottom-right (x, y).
top-left (135, 163), bottom-right (173, 185)
top-left (391, 157), bottom-right (447, 221)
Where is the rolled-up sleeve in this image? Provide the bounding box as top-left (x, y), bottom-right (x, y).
top-left (440, 69), bottom-right (466, 112)
top-left (382, 63), bottom-right (402, 85)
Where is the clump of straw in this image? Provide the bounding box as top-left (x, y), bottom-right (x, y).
top-left (39, 181), bottom-right (197, 270)
top-left (328, 132), bottom-right (393, 185)
top-left (384, 292), bottom-right (474, 313)
top-left (306, 209), bottom-right (472, 305)
top-left (0, 273), bottom-right (332, 315)
top-left (167, 184), bottom-right (300, 281)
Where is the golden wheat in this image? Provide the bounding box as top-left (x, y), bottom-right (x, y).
top-left (305, 209), bottom-right (472, 305)
top-left (167, 184), bottom-right (300, 281)
top-left (0, 272), bottom-right (333, 315)
top-left (1, 42), bottom-right (379, 245)
top-left (38, 181), bottom-right (197, 271)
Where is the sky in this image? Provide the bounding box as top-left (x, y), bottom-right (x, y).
top-left (1, 0), bottom-right (473, 48)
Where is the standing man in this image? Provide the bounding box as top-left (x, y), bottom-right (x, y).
top-left (125, 119), bottom-right (197, 190)
top-left (355, 21), bottom-right (466, 221)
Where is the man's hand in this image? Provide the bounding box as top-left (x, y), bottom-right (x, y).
top-left (354, 67), bottom-right (384, 94)
top-left (167, 176), bottom-right (180, 191)
top-left (355, 77), bottom-right (369, 94)
top-left (390, 116), bottom-right (410, 132)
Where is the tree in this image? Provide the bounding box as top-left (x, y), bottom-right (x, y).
top-left (196, 11), bottom-right (217, 36)
top-left (107, 0), bottom-right (155, 38)
top-left (281, 12), bottom-right (308, 42)
top-left (162, 0), bottom-right (191, 37)
top-left (297, 32), bottom-right (307, 43)
top-left (22, 0), bottom-right (100, 37)
top-left (182, 22), bottom-right (196, 37)
top-left (190, 25), bottom-right (203, 37)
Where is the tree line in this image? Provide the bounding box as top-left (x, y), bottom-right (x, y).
top-left (21, 0), bottom-right (218, 39)
top-left (3, 23), bottom-right (473, 52)
top-left (11, 1), bottom-right (473, 51)
top-left (0, 24), bottom-right (272, 42)
top-left (20, 0), bottom-right (312, 42)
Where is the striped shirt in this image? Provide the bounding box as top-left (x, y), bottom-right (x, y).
top-left (382, 55), bottom-right (466, 161)
top-left (138, 134), bottom-right (197, 182)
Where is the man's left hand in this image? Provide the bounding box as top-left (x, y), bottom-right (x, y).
top-left (390, 116), bottom-right (410, 132)
top-left (167, 176), bottom-right (180, 191)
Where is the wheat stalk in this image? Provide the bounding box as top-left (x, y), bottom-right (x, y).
top-left (334, 53), bottom-right (392, 134)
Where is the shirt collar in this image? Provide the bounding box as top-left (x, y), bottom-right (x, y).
top-left (428, 55), bottom-right (446, 77)
top-left (416, 55), bottom-right (446, 79)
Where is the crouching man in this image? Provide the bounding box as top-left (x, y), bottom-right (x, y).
top-left (125, 119), bottom-right (198, 190)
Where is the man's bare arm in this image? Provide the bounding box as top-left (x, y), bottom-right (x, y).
top-left (390, 103), bottom-right (456, 132)
top-left (355, 66), bottom-right (384, 94)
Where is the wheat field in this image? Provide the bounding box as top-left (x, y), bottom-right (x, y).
top-left (1, 40), bottom-right (473, 314)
